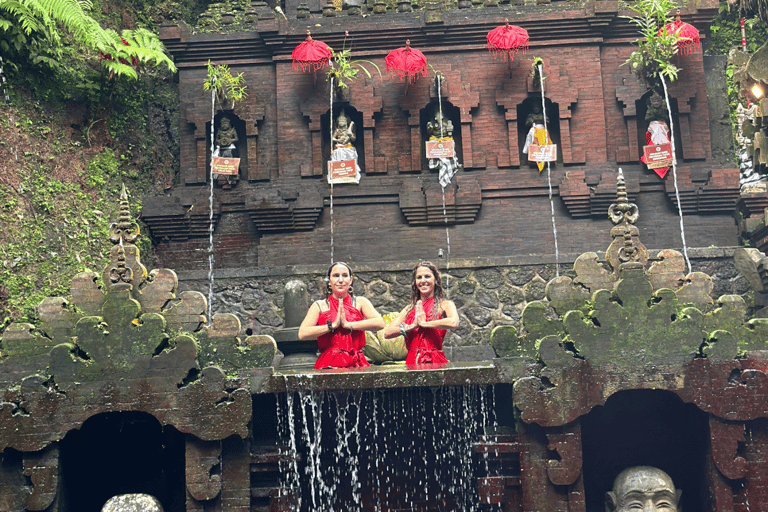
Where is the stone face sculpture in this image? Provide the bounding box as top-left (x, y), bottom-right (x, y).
top-left (605, 466), bottom-right (681, 512)
top-left (101, 493), bottom-right (164, 512)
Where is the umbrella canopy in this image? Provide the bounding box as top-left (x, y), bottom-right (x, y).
top-left (487, 20), bottom-right (529, 61)
top-left (660, 10), bottom-right (700, 55)
top-left (385, 40), bottom-right (427, 83)
top-left (292, 31), bottom-right (332, 73)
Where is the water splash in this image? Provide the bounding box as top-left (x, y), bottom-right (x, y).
top-left (659, 74), bottom-right (692, 274)
top-left (278, 385), bottom-right (495, 511)
top-left (538, 63), bottom-right (560, 277)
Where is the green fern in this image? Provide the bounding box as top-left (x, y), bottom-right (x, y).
top-left (0, 0), bottom-right (176, 79)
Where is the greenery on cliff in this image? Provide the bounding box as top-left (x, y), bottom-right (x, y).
top-left (0, 0), bottom-right (203, 331)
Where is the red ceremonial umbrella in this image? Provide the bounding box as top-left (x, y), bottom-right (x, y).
top-left (292, 31), bottom-right (332, 73)
top-left (486, 20), bottom-right (529, 61)
top-left (660, 10), bottom-right (700, 55)
top-left (385, 40), bottom-right (428, 83)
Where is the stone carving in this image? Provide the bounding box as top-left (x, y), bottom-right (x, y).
top-left (606, 466), bottom-right (681, 512)
top-left (213, 116), bottom-right (241, 187)
top-left (545, 423), bottom-right (582, 486)
top-left (364, 311), bottom-right (408, 364)
top-left (0, 188), bottom-right (276, 458)
top-left (426, 105), bottom-right (461, 187)
top-left (330, 109), bottom-right (361, 183)
top-left (186, 438), bottom-right (222, 501)
top-left (214, 116), bottom-right (239, 158)
top-left (23, 446), bottom-right (58, 511)
top-left (709, 416), bottom-right (748, 480)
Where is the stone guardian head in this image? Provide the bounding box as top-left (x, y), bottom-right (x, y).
top-left (605, 466), bottom-right (681, 512)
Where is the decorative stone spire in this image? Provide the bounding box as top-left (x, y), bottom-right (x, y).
top-left (109, 184), bottom-right (140, 245)
top-left (104, 185), bottom-right (146, 292)
top-left (606, 169), bottom-right (647, 271)
top-left (108, 244), bottom-right (134, 290)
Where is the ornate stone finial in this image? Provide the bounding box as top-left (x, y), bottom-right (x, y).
top-left (608, 169), bottom-right (638, 227)
top-left (109, 184), bottom-right (140, 245)
top-left (103, 185), bottom-right (147, 292)
top-left (109, 244), bottom-right (134, 290)
top-left (606, 169), bottom-right (647, 271)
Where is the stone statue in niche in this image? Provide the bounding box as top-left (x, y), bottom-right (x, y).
top-left (426, 106), bottom-right (461, 187)
top-left (605, 466), bottom-right (681, 512)
top-left (329, 110), bottom-right (361, 184)
top-left (214, 117), bottom-right (239, 158)
top-left (640, 90), bottom-right (672, 179)
top-left (213, 116), bottom-right (240, 188)
top-left (522, 104), bottom-right (553, 172)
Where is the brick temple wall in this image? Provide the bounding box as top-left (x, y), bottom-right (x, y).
top-left (147, 0), bottom-right (739, 274)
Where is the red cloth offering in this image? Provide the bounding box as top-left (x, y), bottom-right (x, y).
top-left (315, 295), bottom-right (370, 369)
top-left (404, 297), bottom-right (449, 367)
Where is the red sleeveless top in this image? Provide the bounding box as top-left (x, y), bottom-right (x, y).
top-left (315, 295), bottom-right (370, 369)
top-left (404, 296), bottom-right (449, 366)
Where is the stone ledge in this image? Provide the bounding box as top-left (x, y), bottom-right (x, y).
top-left (176, 246), bottom-right (740, 281)
top-left (262, 360), bottom-right (500, 392)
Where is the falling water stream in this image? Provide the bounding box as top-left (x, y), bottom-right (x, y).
top-left (659, 74), bottom-right (692, 274)
top-left (208, 88), bottom-right (216, 323)
top-left (329, 77), bottom-right (335, 264)
top-left (437, 76), bottom-right (451, 281)
top-left (277, 385), bottom-right (496, 512)
top-left (538, 64), bottom-right (560, 277)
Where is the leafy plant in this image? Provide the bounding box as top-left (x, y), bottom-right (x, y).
top-left (204, 61), bottom-right (247, 107)
top-left (0, 0), bottom-right (176, 80)
top-left (326, 33), bottom-right (381, 90)
top-left (622, 0), bottom-right (685, 86)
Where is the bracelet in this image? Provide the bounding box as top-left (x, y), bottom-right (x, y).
top-left (399, 323), bottom-right (407, 337)
top-left (327, 320), bottom-right (335, 334)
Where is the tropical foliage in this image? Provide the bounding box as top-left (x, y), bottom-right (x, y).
top-left (623, 0), bottom-right (686, 85)
top-left (203, 61), bottom-right (247, 107)
top-left (326, 34), bottom-right (381, 90)
top-left (0, 0), bottom-right (176, 80)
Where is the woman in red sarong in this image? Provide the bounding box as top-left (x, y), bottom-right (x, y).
top-left (383, 261), bottom-right (459, 367)
top-left (298, 262), bottom-right (384, 369)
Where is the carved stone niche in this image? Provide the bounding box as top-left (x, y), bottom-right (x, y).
top-left (210, 112), bottom-right (247, 189)
top-left (615, 69), bottom-right (705, 164)
top-left (633, 89), bottom-right (682, 163)
top-left (517, 96), bottom-right (561, 168)
top-left (496, 56), bottom-right (583, 168)
top-left (420, 99), bottom-right (462, 171)
top-left (183, 87), bottom-right (266, 185)
top-left (58, 411), bottom-right (184, 512)
top-left (322, 103), bottom-right (365, 172)
top-left (300, 76), bottom-right (383, 177)
top-left (400, 65), bottom-right (480, 171)
top-left (579, 390), bottom-right (709, 512)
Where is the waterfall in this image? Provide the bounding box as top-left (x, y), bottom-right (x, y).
top-left (278, 385), bottom-right (496, 511)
